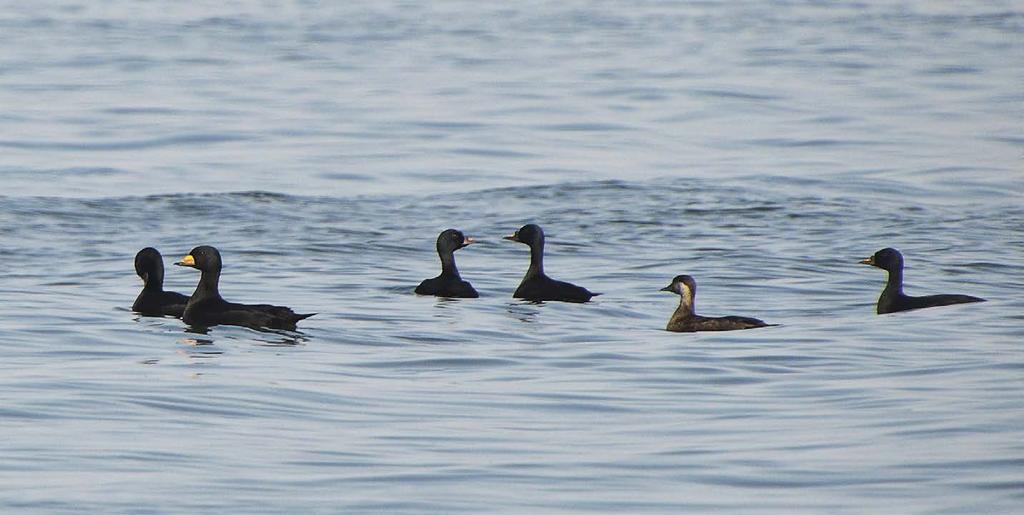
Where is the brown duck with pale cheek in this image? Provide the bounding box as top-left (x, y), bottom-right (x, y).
top-left (175, 245), bottom-right (314, 330)
top-left (660, 275), bottom-right (770, 332)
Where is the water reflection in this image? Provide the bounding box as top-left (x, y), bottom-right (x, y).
top-left (184, 325), bottom-right (309, 347)
top-left (177, 336), bottom-right (223, 359)
top-left (506, 302), bottom-right (541, 323)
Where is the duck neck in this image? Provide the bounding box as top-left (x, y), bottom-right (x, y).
top-left (193, 269), bottom-right (222, 301)
top-left (142, 266), bottom-right (165, 292)
top-left (143, 275), bottom-right (163, 292)
top-left (673, 293), bottom-right (695, 319)
top-left (526, 242), bottom-right (544, 277)
top-left (884, 266), bottom-right (904, 295)
top-left (439, 249), bottom-right (460, 278)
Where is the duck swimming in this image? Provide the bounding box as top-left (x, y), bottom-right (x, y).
top-left (132, 247), bottom-right (189, 317)
top-left (175, 245), bottom-right (314, 330)
top-left (660, 275), bottom-right (770, 332)
top-left (415, 229), bottom-right (479, 298)
top-left (859, 247), bottom-right (985, 314)
top-left (503, 224), bottom-right (598, 303)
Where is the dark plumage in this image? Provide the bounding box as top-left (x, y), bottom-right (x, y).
top-left (415, 229), bottom-right (479, 298)
top-left (132, 247), bottom-right (189, 317)
top-left (175, 245), bottom-right (314, 330)
top-left (859, 247), bottom-right (985, 314)
top-left (503, 224), bottom-right (598, 303)
top-left (660, 275), bottom-right (769, 332)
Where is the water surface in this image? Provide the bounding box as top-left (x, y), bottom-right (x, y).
top-left (1, 1), bottom-right (1022, 512)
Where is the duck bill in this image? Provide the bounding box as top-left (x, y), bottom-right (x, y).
top-left (502, 234), bottom-right (519, 242)
top-left (858, 256), bottom-right (874, 265)
top-left (175, 254), bottom-right (196, 267)
top-left (462, 236), bottom-right (475, 247)
top-left (659, 285), bottom-right (673, 292)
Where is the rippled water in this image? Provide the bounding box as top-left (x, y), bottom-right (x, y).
top-left (2, 1), bottom-right (1022, 512)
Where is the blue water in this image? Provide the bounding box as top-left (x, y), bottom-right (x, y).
top-left (1, 1), bottom-right (1022, 512)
